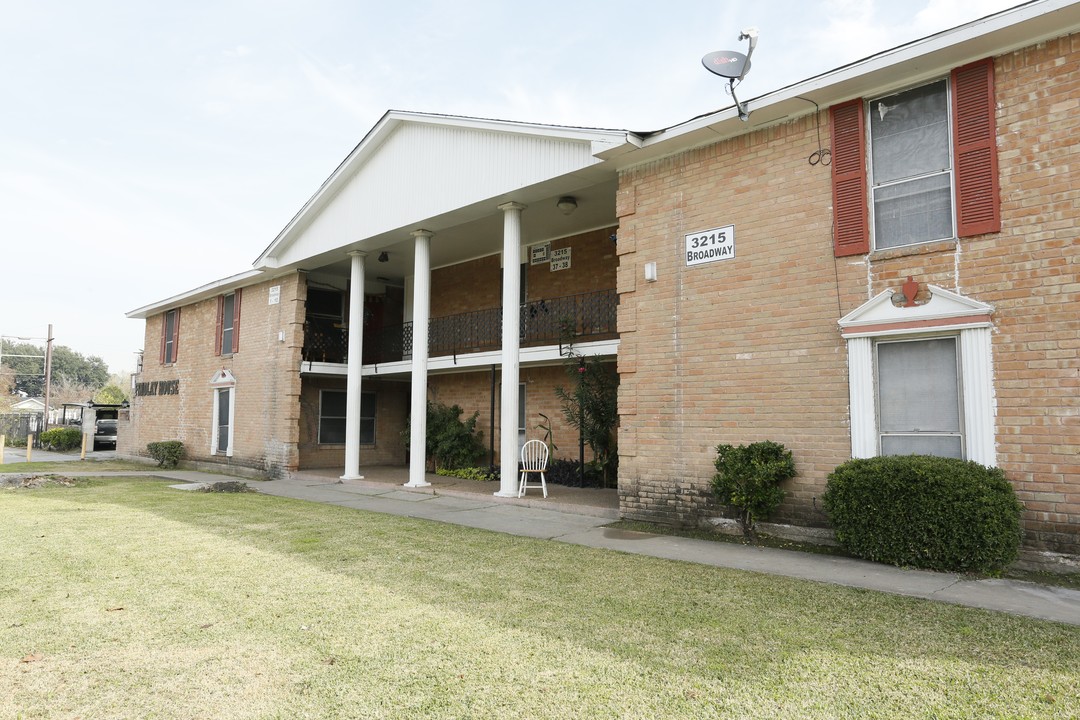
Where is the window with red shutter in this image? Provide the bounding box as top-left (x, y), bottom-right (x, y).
top-left (829, 58), bottom-right (999, 255)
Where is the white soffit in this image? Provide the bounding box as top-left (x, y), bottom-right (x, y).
top-left (125, 269), bottom-right (265, 319)
top-left (257, 113), bottom-right (633, 270)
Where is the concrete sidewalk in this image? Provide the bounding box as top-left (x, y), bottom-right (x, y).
top-left (4, 461), bottom-right (1078, 626)
top-left (237, 471), bottom-right (1080, 626)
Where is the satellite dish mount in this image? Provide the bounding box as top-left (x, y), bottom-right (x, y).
top-left (701, 27), bottom-right (758, 121)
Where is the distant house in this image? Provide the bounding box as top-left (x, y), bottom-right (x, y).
top-left (11, 397), bottom-right (46, 414)
top-left (124, 1), bottom-right (1080, 557)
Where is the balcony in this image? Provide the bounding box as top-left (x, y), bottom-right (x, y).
top-left (303, 288), bottom-right (617, 366)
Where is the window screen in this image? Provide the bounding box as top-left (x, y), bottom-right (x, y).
top-left (877, 337), bottom-right (963, 458)
top-left (870, 80), bottom-right (954, 249)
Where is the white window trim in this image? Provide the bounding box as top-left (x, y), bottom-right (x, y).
top-left (210, 369), bottom-right (236, 457)
top-left (840, 285), bottom-right (996, 466)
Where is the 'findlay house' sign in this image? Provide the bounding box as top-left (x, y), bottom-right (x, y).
top-left (685, 224), bottom-right (735, 267)
top-left (134, 379), bottom-right (180, 397)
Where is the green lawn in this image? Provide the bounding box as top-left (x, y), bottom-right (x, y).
top-left (2, 478), bottom-right (1078, 719)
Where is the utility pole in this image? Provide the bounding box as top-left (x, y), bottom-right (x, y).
top-left (42, 325), bottom-right (54, 432)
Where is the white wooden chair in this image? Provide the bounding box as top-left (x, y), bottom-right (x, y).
top-left (518, 439), bottom-right (549, 498)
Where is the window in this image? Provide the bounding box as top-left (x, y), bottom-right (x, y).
top-left (876, 337), bottom-right (963, 458)
top-left (213, 387), bottom-right (232, 455)
top-left (216, 290), bottom-right (242, 356)
top-left (209, 368), bottom-right (236, 456)
top-left (160, 309), bottom-right (180, 364)
top-left (870, 81), bottom-right (953, 249)
top-left (829, 57), bottom-right (999, 256)
top-left (840, 284), bottom-right (995, 466)
top-left (319, 390), bottom-right (376, 445)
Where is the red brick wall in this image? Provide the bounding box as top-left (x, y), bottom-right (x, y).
top-left (428, 226), bottom-right (619, 320)
top-left (527, 226), bottom-right (618, 300)
top-left (617, 115), bottom-right (847, 528)
top-left (616, 34), bottom-right (1080, 553)
top-left (431, 254), bottom-right (502, 318)
top-left (121, 273), bottom-right (305, 475)
top-left (974, 36), bottom-right (1080, 553)
top-left (426, 362), bottom-right (614, 466)
top-left (297, 376), bottom-right (408, 468)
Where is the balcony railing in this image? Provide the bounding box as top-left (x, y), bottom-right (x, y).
top-left (302, 288), bottom-right (617, 366)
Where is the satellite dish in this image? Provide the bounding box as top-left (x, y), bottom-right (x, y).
top-left (701, 51), bottom-right (750, 80)
top-left (701, 27), bottom-right (759, 121)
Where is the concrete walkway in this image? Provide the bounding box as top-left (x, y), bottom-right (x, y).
top-left (4, 459), bottom-right (1078, 626)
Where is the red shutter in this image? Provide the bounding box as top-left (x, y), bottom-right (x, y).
top-left (231, 288), bottom-right (242, 354)
top-left (830, 99), bottom-right (870, 256)
top-left (952, 58), bottom-right (1000, 237)
top-left (172, 309), bottom-right (180, 363)
top-left (159, 313), bottom-right (167, 364)
top-left (214, 296), bottom-right (224, 356)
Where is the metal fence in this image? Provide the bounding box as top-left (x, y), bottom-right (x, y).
top-left (305, 288), bottom-right (619, 365)
top-left (0, 412), bottom-right (44, 447)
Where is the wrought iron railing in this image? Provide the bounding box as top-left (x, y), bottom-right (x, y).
top-left (302, 318), bottom-right (348, 364)
top-left (303, 289), bottom-right (617, 365)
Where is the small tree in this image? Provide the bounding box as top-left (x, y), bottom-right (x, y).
top-left (94, 383), bottom-right (128, 404)
top-left (555, 343), bottom-right (618, 487)
top-left (712, 441), bottom-right (796, 541)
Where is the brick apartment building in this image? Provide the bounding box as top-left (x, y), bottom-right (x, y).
top-left (125, 1), bottom-right (1079, 556)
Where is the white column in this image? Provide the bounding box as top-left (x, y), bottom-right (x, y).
top-left (961, 327), bottom-right (996, 467)
top-left (846, 336), bottom-right (877, 458)
top-left (406, 230), bottom-right (433, 488)
top-left (496, 202), bottom-right (526, 497)
top-left (342, 251), bottom-right (366, 480)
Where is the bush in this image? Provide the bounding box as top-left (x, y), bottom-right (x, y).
top-left (823, 455), bottom-right (1023, 573)
top-left (403, 402), bottom-right (484, 472)
top-left (712, 441), bottom-right (796, 541)
top-left (436, 467), bottom-right (498, 482)
top-left (147, 441), bottom-right (184, 469)
top-left (40, 427), bottom-right (83, 451)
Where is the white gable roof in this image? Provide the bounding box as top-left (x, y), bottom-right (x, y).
top-left (255, 111), bottom-right (636, 271)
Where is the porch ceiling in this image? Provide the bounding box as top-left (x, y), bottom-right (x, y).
top-left (299, 176), bottom-right (618, 283)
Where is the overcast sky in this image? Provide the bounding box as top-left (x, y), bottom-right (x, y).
top-left (0, 0), bottom-right (1026, 374)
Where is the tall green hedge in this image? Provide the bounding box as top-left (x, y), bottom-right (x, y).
top-left (823, 455), bottom-right (1023, 573)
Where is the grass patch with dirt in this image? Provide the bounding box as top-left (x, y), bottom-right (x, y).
top-left (0, 459), bottom-right (154, 474)
top-left (2, 478), bottom-right (1077, 719)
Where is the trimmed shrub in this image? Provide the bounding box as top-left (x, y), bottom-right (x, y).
top-left (712, 441), bottom-right (796, 541)
top-left (436, 467), bottom-right (498, 482)
top-left (823, 455), bottom-right (1023, 573)
top-left (147, 441), bottom-right (184, 469)
top-left (40, 427), bottom-right (83, 452)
